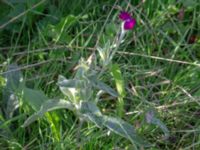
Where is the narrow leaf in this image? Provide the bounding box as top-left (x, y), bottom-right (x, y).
top-left (102, 116), bottom-right (150, 146)
top-left (146, 110), bottom-right (170, 138)
top-left (97, 46), bottom-right (106, 62)
top-left (110, 64), bottom-right (126, 117)
top-left (89, 76), bottom-right (118, 97)
top-left (110, 64), bottom-right (126, 97)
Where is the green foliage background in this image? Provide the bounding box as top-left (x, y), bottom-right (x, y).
top-left (0, 0), bottom-right (200, 149)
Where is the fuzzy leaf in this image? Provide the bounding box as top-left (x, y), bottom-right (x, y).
top-left (6, 94), bottom-right (19, 118)
top-left (95, 81), bottom-right (118, 97)
top-left (57, 75), bottom-right (77, 88)
top-left (23, 99), bottom-right (74, 127)
top-left (89, 76), bottom-right (118, 97)
top-left (4, 64), bottom-right (23, 91)
top-left (102, 116), bottom-right (150, 146)
top-left (77, 101), bottom-right (150, 146)
top-left (23, 88), bottom-right (48, 111)
top-left (79, 101), bottom-right (101, 115)
top-left (3, 64), bottom-right (23, 118)
top-left (57, 75), bottom-right (77, 101)
top-left (97, 46), bottom-right (108, 64)
top-left (79, 101), bottom-right (103, 127)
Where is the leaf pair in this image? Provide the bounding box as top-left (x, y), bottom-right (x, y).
top-left (23, 99), bottom-right (149, 147)
top-left (79, 101), bottom-right (149, 146)
top-left (22, 99), bottom-right (74, 127)
top-left (58, 74), bottom-right (118, 103)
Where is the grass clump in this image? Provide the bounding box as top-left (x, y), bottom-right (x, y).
top-left (0, 0), bottom-right (200, 149)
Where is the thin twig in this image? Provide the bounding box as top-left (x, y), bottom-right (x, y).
top-left (0, 0), bottom-right (46, 29)
top-left (126, 98), bottom-right (200, 115)
top-left (10, 45), bottom-right (200, 68)
top-left (1, 44), bottom-right (199, 71)
top-left (0, 45), bottom-right (26, 51)
top-left (117, 51), bottom-right (200, 68)
top-left (0, 59), bottom-right (63, 75)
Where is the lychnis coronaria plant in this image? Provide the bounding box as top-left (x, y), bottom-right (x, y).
top-left (23, 11), bottom-right (154, 148)
top-left (119, 11), bottom-right (136, 30)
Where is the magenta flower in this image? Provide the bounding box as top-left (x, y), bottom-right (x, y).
top-left (119, 11), bottom-right (132, 20)
top-left (119, 11), bottom-right (136, 30)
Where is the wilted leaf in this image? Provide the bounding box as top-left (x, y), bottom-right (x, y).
top-left (23, 99), bottom-right (74, 127)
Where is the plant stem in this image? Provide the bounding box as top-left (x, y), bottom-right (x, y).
top-left (76, 118), bottom-right (83, 147)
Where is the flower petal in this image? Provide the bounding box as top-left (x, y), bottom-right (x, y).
top-left (119, 11), bottom-right (131, 20)
top-left (124, 18), bottom-right (136, 30)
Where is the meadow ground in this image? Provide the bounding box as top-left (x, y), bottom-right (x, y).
top-left (0, 0), bottom-right (200, 149)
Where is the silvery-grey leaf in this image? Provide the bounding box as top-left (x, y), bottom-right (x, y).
top-left (23, 88), bottom-right (48, 111)
top-left (79, 101), bottom-right (103, 127)
top-left (6, 94), bottom-right (19, 118)
top-left (57, 75), bottom-right (77, 101)
top-left (89, 76), bottom-right (118, 97)
top-left (57, 75), bottom-right (77, 88)
top-left (23, 99), bottom-right (74, 127)
top-left (145, 110), bottom-right (169, 138)
top-left (2, 64), bottom-right (23, 118)
top-left (102, 116), bottom-right (150, 147)
top-left (79, 101), bottom-right (101, 115)
top-left (4, 64), bottom-right (23, 91)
